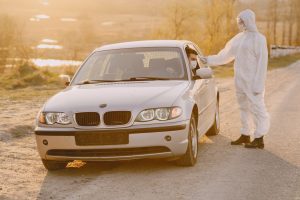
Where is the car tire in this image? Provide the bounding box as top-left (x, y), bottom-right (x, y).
top-left (42, 159), bottom-right (68, 170)
top-left (206, 99), bottom-right (220, 136)
top-left (176, 114), bottom-right (198, 166)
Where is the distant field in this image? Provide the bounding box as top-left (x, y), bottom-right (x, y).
top-left (0, 0), bottom-right (172, 45)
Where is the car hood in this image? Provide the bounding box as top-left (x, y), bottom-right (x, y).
top-left (44, 80), bottom-right (189, 112)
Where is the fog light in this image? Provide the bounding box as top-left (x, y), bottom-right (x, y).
top-left (165, 135), bottom-right (171, 141)
top-left (43, 139), bottom-right (48, 145)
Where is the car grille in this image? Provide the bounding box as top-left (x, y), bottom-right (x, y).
top-left (103, 111), bottom-right (131, 125)
top-left (75, 112), bottom-right (100, 126)
top-left (47, 146), bottom-right (171, 157)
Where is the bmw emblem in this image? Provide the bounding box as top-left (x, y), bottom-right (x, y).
top-left (99, 103), bottom-right (107, 108)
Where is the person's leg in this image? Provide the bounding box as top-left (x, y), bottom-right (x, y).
top-left (245, 92), bottom-right (270, 148)
top-left (249, 92), bottom-right (270, 138)
top-left (237, 91), bottom-right (251, 135)
top-left (231, 92), bottom-right (251, 145)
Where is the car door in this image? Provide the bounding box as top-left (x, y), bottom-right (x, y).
top-left (185, 44), bottom-right (210, 136)
top-left (194, 43), bottom-right (217, 130)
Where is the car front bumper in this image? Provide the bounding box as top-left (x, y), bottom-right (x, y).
top-left (35, 120), bottom-right (190, 161)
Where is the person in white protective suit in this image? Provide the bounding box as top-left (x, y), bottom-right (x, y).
top-left (200, 9), bottom-right (270, 149)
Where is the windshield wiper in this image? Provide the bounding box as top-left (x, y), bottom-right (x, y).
top-left (77, 79), bottom-right (119, 85)
top-left (128, 77), bottom-right (171, 81)
top-left (77, 77), bottom-right (170, 85)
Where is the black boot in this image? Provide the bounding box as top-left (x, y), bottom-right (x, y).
top-left (231, 135), bottom-right (250, 145)
top-left (245, 136), bottom-right (264, 149)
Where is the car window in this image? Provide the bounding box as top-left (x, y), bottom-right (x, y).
top-left (71, 47), bottom-right (187, 85)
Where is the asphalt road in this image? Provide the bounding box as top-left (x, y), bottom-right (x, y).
top-left (0, 61), bottom-right (299, 200)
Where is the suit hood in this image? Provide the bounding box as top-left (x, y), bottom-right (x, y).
top-left (238, 9), bottom-right (258, 32)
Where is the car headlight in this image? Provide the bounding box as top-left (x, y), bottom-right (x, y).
top-left (170, 107), bottom-right (182, 119)
top-left (136, 107), bottom-right (182, 122)
top-left (135, 109), bottom-right (155, 122)
top-left (155, 108), bottom-right (170, 120)
top-left (39, 112), bottom-right (71, 125)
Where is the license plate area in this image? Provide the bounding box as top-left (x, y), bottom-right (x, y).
top-left (75, 132), bottom-right (129, 146)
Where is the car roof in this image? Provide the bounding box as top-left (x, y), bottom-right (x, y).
top-left (95, 40), bottom-right (192, 51)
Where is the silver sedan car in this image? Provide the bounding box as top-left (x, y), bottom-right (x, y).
top-left (35, 40), bottom-right (220, 170)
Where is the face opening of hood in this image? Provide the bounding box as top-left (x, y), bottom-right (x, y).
top-left (237, 9), bottom-right (258, 32)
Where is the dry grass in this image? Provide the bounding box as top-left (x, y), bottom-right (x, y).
top-left (212, 64), bottom-right (235, 78)
top-left (9, 125), bottom-right (34, 138)
top-left (0, 86), bottom-right (61, 101)
top-left (0, 86), bottom-right (62, 140)
top-left (268, 53), bottom-right (300, 69)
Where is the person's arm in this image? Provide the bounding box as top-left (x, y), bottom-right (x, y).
top-left (206, 36), bottom-right (237, 66)
top-left (252, 35), bottom-right (268, 94)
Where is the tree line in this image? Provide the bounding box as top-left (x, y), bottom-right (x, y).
top-left (152, 0), bottom-right (300, 54)
top-left (267, 0), bottom-right (300, 46)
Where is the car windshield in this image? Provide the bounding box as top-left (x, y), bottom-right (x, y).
top-left (71, 47), bottom-right (187, 85)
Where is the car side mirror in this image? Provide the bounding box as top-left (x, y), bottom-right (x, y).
top-left (59, 74), bottom-right (71, 86)
top-left (195, 68), bottom-right (213, 79)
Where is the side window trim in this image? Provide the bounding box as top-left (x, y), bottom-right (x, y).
top-left (189, 43), bottom-right (206, 68)
top-left (184, 43), bottom-right (195, 79)
top-left (187, 43), bottom-right (204, 71)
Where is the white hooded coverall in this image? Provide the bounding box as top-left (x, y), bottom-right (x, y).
top-left (207, 9), bottom-right (270, 138)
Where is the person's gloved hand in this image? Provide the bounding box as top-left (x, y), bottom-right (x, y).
top-left (199, 56), bottom-right (208, 64)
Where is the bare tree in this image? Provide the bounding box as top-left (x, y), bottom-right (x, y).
top-left (224, 0), bottom-right (237, 38)
top-left (281, 13), bottom-right (287, 45)
top-left (15, 21), bottom-right (33, 64)
top-left (294, 0), bottom-right (300, 45)
top-left (151, 0), bottom-right (195, 40)
top-left (61, 29), bottom-right (82, 60)
top-left (169, 2), bottom-right (194, 39)
top-left (287, 0), bottom-right (295, 45)
top-left (0, 15), bottom-right (17, 72)
top-left (60, 20), bottom-right (96, 60)
top-left (202, 0), bottom-right (237, 54)
top-left (271, 0), bottom-right (278, 45)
